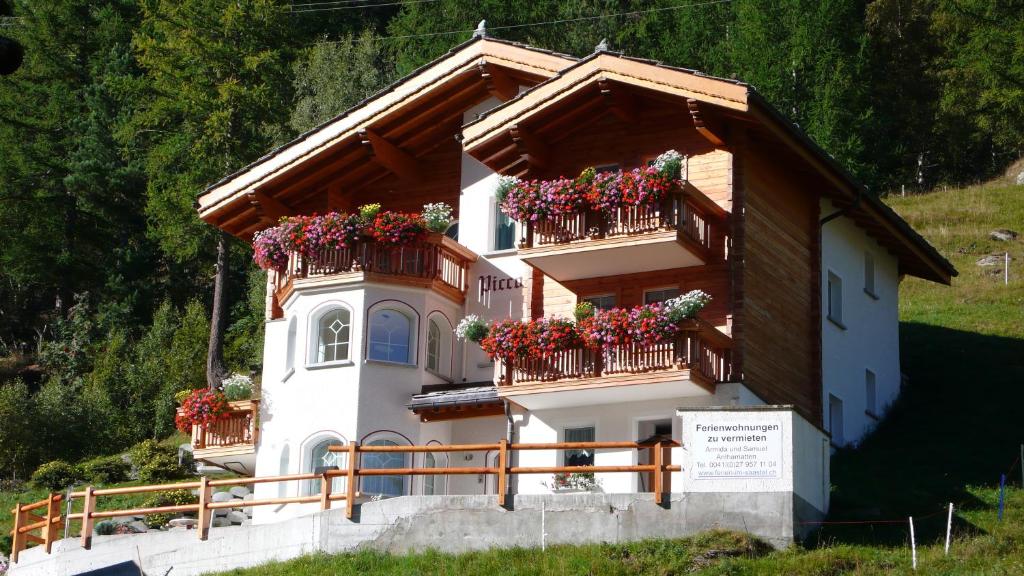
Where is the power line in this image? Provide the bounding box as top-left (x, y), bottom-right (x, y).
top-left (314, 0), bottom-right (732, 43)
top-left (290, 0), bottom-right (438, 14)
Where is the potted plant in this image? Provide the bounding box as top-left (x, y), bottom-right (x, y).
top-left (544, 472), bottom-right (601, 493)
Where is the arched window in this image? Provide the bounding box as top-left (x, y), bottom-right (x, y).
top-left (285, 317), bottom-right (297, 376)
top-left (426, 320), bottom-right (441, 372)
top-left (305, 437), bottom-right (344, 495)
top-left (423, 451), bottom-right (447, 496)
top-left (368, 309), bottom-right (412, 364)
top-left (315, 308), bottom-right (351, 363)
top-left (361, 439), bottom-right (406, 497)
top-left (278, 444), bottom-right (290, 498)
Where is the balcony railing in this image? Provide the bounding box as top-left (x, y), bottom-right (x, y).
top-left (520, 188), bottom-right (727, 259)
top-left (185, 399), bottom-right (259, 453)
top-left (500, 323), bottom-right (732, 387)
top-left (271, 233), bottom-right (476, 315)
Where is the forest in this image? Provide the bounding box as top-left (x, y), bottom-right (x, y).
top-left (0, 0), bottom-right (1021, 480)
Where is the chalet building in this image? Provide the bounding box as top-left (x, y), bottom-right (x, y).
top-left (194, 37), bottom-right (954, 523)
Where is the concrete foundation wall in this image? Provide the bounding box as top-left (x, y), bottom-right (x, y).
top-left (11, 492), bottom-right (805, 576)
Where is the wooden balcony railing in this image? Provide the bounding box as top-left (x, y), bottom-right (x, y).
top-left (271, 233), bottom-right (476, 316)
top-left (520, 188), bottom-right (727, 260)
top-left (501, 323), bottom-right (732, 387)
top-left (185, 399), bottom-right (259, 452)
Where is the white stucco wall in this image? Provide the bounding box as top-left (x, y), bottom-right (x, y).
top-left (820, 199), bottom-right (901, 446)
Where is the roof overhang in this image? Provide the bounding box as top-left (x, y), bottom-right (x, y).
top-left (197, 37), bottom-right (576, 237)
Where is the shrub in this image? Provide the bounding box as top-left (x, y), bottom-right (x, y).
top-left (80, 454), bottom-right (131, 485)
top-left (140, 489), bottom-right (198, 529)
top-left (129, 439), bottom-right (189, 483)
top-left (30, 460), bottom-right (83, 491)
top-left (220, 374), bottom-right (253, 401)
top-left (94, 520), bottom-right (120, 536)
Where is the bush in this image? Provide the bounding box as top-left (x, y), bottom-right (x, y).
top-left (80, 454), bottom-right (131, 485)
top-left (94, 520), bottom-right (120, 536)
top-left (128, 439), bottom-right (190, 483)
top-left (141, 489), bottom-right (198, 529)
top-left (30, 460), bottom-right (83, 491)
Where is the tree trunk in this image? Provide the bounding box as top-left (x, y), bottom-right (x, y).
top-left (206, 232), bottom-right (230, 389)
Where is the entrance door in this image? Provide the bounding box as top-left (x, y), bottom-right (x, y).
top-left (636, 419), bottom-right (672, 492)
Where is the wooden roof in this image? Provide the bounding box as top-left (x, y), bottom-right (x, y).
top-left (459, 51), bottom-right (956, 285)
top-left (196, 37), bottom-right (576, 238)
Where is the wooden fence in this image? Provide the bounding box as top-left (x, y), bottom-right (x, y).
top-left (9, 439), bottom-right (679, 563)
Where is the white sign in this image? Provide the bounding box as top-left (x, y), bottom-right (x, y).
top-left (690, 420), bottom-right (783, 480)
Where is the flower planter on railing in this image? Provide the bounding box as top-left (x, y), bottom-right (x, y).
top-left (186, 399), bottom-right (259, 452)
top-left (501, 327), bottom-right (731, 387)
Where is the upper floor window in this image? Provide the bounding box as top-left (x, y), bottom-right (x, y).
top-left (828, 394), bottom-right (844, 446)
top-left (369, 308), bottom-right (413, 364)
top-left (493, 201), bottom-right (515, 251)
top-left (584, 294), bottom-right (616, 310)
top-left (864, 252), bottom-right (877, 298)
top-left (865, 369), bottom-right (877, 416)
top-left (445, 221), bottom-right (459, 241)
top-left (285, 316), bottom-right (297, 376)
top-left (827, 271), bottom-right (844, 327)
top-left (315, 308), bottom-right (351, 363)
top-left (427, 319), bottom-right (441, 372)
top-left (644, 287), bottom-right (680, 304)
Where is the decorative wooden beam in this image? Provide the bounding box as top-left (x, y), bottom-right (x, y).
top-left (246, 190), bottom-right (292, 223)
top-left (509, 124), bottom-right (548, 169)
top-left (326, 181), bottom-right (347, 211)
top-left (598, 79), bottom-right (637, 122)
top-left (479, 62), bottom-right (518, 102)
top-left (687, 98), bottom-right (726, 147)
top-left (359, 129), bottom-right (420, 181)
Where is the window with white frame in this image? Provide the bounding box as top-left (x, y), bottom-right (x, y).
top-left (315, 308), bottom-right (351, 363)
top-left (426, 319), bottom-right (441, 372)
top-left (563, 426), bottom-right (595, 466)
top-left (493, 201), bottom-right (516, 251)
top-left (285, 316), bottom-right (297, 375)
top-left (423, 451), bottom-right (446, 495)
top-left (828, 394), bottom-right (844, 446)
top-left (368, 308), bottom-right (413, 364)
top-left (827, 271), bottom-right (844, 326)
top-left (305, 438), bottom-right (344, 495)
top-left (865, 369), bottom-right (877, 415)
top-left (644, 287), bottom-right (681, 304)
top-left (362, 439), bottom-right (406, 497)
top-left (584, 294), bottom-right (616, 310)
top-left (278, 444), bottom-right (290, 498)
top-left (864, 252), bottom-right (876, 297)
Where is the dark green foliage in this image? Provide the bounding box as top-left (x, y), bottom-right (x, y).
top-left (94, 520), bottom-right (120, 536)
top-left (30, 460), bottom-right (83, 491)
top-left (140, 488), bottom-right (197, 528)
top-left (128, 439), bottom-right (190, 483)
top-left (0, 379), bottom-right (36, 480)
top-left (80, 454), bottom-right (131, 485)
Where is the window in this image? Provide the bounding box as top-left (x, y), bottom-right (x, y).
top-left (493, 201), bottom-right (515, 251)
top-left (427, 319), bottom-right (441, 372)
top-left (444, 222), bottom-right (459, 241)
top-left (865, 370), bottom-right (877, 415)
top-left (423, 451), bottom-right (446, 495)
top-left (315, 308), bottom-right (351, 363)
top-left (827, 271), bottom-right (844, 327)
top-left (563, 426), bottom-right (595, 466)
top-left (584, 294), bottom-right (616, 310)
top-left (362, 439), bottom-right (406, 497)
top-left (305, 438), bottom-right (344, 495)
top-left (285, 316), bottom-right (297, 376)
top-left (644, 287), bottom-right (681, 304)
top-left (864, 252), bottom-right (876, 297)
top-left (828, 394), bottom-right (844, 446)
top-left (369, 309), bottom-right (412, 364)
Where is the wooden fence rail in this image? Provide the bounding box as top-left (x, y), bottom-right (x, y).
top-left (9, 439), bottom-right (680, 563)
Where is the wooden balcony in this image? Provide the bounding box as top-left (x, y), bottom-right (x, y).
top-left (518, 187), bottom-right (728, 282)
top-left (182, 400), bottom-right (259, 470)
top-left (271, 233), bottom-right (477, 317)
top-left (497, 322), bottom-right (732, 410)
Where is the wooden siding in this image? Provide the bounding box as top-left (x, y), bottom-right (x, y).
top-left (739, 145), bottom-right (821, 423)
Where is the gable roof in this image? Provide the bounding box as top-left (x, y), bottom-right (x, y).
top-left (196, 36), bottom-right (576, 233)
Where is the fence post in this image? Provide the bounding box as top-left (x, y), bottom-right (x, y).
top-left (662, 441), bottom-right (673, 498)
top-left (653, 441), bottom-right (664, 504)
top-left (43, 493), bottom-right (60, 554)
top-left (345, 442), bottom-right (358, 519)
top-left (11, 501), bottom-right (24, 563)
top-left (320, 471), bottom-right (333, 511)
top-left (497, 439), bottom-right (508, 507)
top-left (197, 476), bottom-right (212, 541)
top-left (80, 486), bottom-right (96, 550)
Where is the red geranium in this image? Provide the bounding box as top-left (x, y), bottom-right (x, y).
top-left (175, 389), bottom-right (230, 433)
top-left (370, 211), bottom-right (427, 246)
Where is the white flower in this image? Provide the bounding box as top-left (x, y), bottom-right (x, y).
top-left (664, 289), bottom-right (711, 320)
top-left (455, 314), bottom-right (485, 340)
top-left (653, 149), bottom-right (684, 180)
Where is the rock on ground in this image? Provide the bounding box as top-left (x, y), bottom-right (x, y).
top-left (226, 511), bottom-right (248, 525)
top-left (229, 486), bottom-right (251, 498)
top-left (211, 491), bottom-right (234, 503)
top-left (990, 229), bottom-right (1019, 242)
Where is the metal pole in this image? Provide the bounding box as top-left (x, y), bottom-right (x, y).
top-left (944, 503), bottom-right (953, 555)
top-left (64, 485), bottom-right (74, 539)
top-left (909, 516), bottom-right (917, 570)
top-left (541, 500), bottom-right (547, 551)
